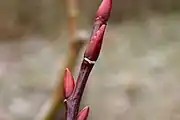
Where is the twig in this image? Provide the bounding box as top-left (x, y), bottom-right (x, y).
top-left (44, 39), bottom-right (87, 120)
top-left (43, 0), bottom-right (87, 119)
top-left (35, 36), bottom-right (87, 120)
top-left (64, 0), bottom-right (112, 120)
top-left (66, 0), bottom-right (79, 43)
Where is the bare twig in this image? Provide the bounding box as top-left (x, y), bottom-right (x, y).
top-left (64, 0), bottom-right (112, 119)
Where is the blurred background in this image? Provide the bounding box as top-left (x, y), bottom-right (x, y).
top-left (0, 0), bottom-right (180, 119)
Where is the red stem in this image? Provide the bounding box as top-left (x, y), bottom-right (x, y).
top-left (64, 0), bottom-right (112, 119)
top-left (65, 60), bottom-right (93, 120)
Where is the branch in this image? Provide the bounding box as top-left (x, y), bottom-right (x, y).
top-left (64, 0), bottom-right (112, 120)
top-left (44, 38), bottom-right (87, 120)
top-left (42, 0), bottom-right (89, 119)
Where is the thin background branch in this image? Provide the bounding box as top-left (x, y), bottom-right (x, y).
top-left (43, 0), bottom-right (89, 119)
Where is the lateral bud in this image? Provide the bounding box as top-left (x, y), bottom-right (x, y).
top-left (77, 106), bottom-right (90, 120)
top-left (95, 0), bottom-right (112, 24)
top-left (64, 68), bottom-right (75, 98)
top-left (84, 24), bottom-right (106, 62)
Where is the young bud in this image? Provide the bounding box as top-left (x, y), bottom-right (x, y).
top-left (64, 68), bottom-right (75, 98)
top-left (77, 106), bottom-right (90, 120)
top-left (84, 24), bottom-right (106, 62)
top-left (95, 0), bottom-right (112, 24)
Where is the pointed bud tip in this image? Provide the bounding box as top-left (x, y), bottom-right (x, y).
top-left (77, 106), bottom-right (90, 120)
top-left (96, 0), bottom-right (112, 22)
top-left (64, 68), bottom-right (75, 98)
top-left (65, 67), bottom-right (69, 71)
top-left (82, 106), bottom-right (89, 112)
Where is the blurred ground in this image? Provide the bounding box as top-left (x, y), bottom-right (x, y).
top-left (0, 13), bottom-right (180, 120)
